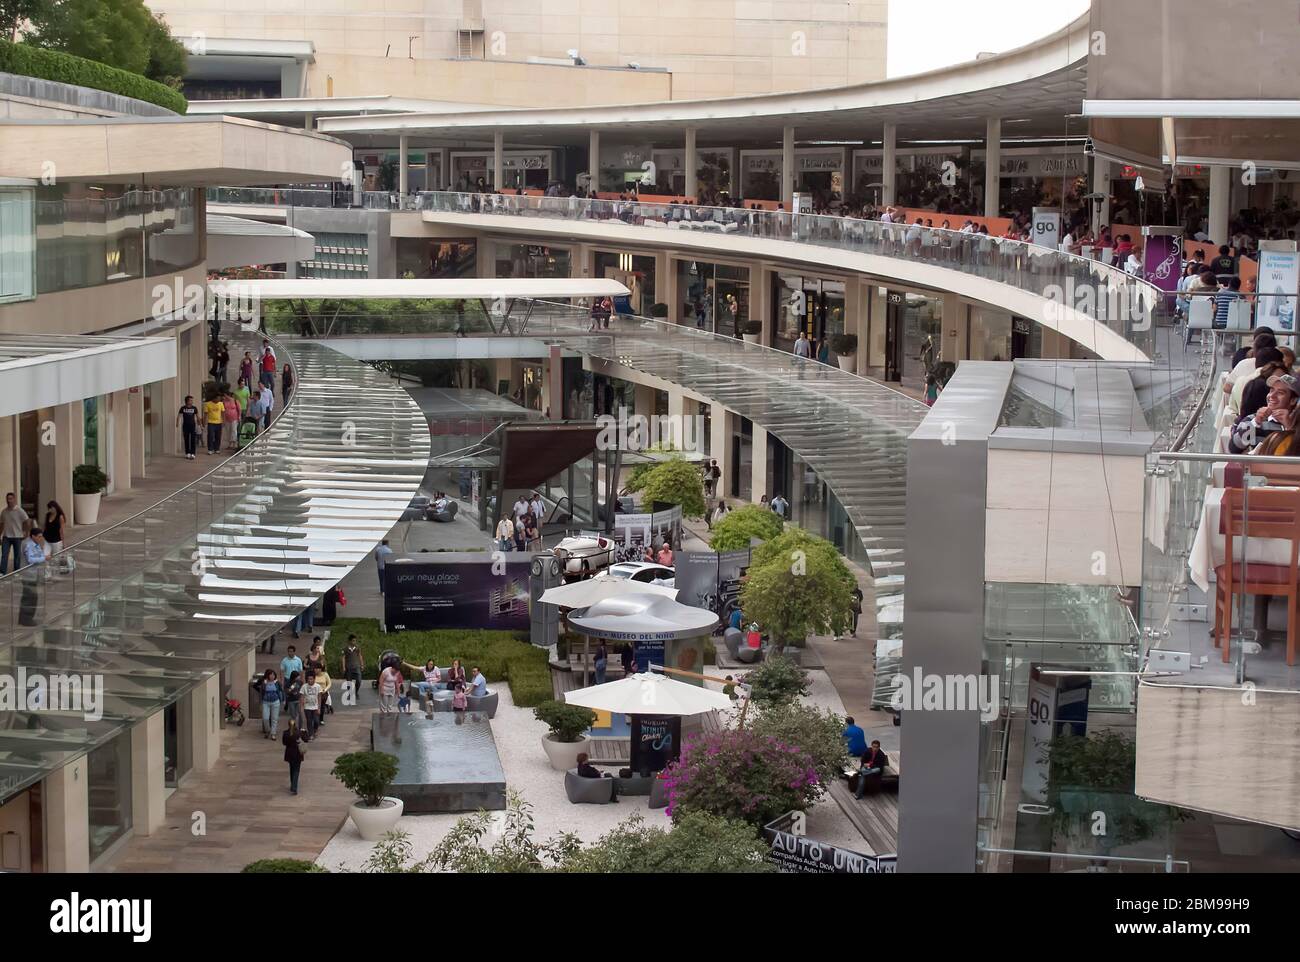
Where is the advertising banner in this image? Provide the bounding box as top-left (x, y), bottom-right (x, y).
top-left (1032, 208), bottom-right (1061, 251)
top-left (384, 553), bottom-right (534, 631)
top-left (1141, 232), bottom-right (1184, 303)
top-left (675, 549), bottom-right (752, 625)
top-left (581, 506), bottom-right (682, 563)
top-left (764, 812), bottom-right (895, 873)
top-left (1257, 248), bottom-right (1299, 332)
top-left (629, 714), bottom-right (681, 773)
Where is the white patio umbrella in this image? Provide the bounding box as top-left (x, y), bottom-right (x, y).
top-left (538, 576), bottom-right (676, 609)
top-left (564, 671), bottom-right (732, 717)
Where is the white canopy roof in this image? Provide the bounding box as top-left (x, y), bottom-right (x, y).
top-left (564, 671), bottom-right (731, 717)
top-left (566, 593), bottom-right (718, 642)
top-left (539, 576), bottom-right (677, 609)
top-left (207, 277), bottom-right (629, 301)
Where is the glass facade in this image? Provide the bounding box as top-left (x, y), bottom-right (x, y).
top-left (300, 232), bottom-right (369, 277)
top-left (394, 238), bottom-right (477, 279)
top-left (594, 251), bottom-right (656, 316)
top-left (34, 185), bottom-right (200, 295)
top-left (0, 185), bottom-right (35, 303)
top-left (87, 732), bottom-right (132, 864)
top-left (496, 244), bottom-right (571, 279)
top-left (771, 273), bottom-right (846, 354)
top-left (676, 260), bottom-right (749, 336)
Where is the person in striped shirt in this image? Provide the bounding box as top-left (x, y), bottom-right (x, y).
top-left (1215, 276), bottom-right (1243, 328)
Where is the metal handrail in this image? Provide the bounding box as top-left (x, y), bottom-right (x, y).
top-left (976, 845), bottom-right (1190, 872)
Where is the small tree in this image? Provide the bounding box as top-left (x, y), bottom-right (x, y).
top-left (748, 699), bottom-right (847, 786)
top-left (636, 456), bottom-right (706, 518)
top-left (743, 655), bottom-right (809, 706)
top-left (423, 792), bottom-right (580, 873)
top-left (331, 751), bottom-right (399, 808)
top-left (558, 811), bottom-right (775, 874)
top-left (741, 529), bottom-right (855, 649)
top-left (709, 503), bottom-right (783, 551)
top-left (624, 444), bottom-right (679, 495)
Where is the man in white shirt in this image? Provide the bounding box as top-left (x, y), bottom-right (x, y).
top-left (512, 495), bottom-right (529, 519)
top-left (529, 492), bottom-right (545, 523)
top-left (301, 673), bottom-right (323, 740)
top-left (794, 332), bottom-right (812, 358)
top-left (375, 539), bottom-right (394, 592)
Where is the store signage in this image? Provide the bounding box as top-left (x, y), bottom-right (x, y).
top-left (999, 155), bottom-right (1085, 178)
top-left (384, 553), bottom-right (533, 631)
top-left (1020, 670), bottom-right (1056, 804)
top-left (504, 154), bottom-right (548, 170)
top-left (1032, 208), bottom-right (1061, 250)
top-left (746, 155), bottom-right (780, 172)
top-left (1257, 248), bottom-right (1300, 332)
top-left (799, 154), bottom-right (841, 171)
top-left (764, 812), bottom-right (895, 874)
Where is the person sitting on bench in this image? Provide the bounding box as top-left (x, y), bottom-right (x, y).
top-left (855, 740), bottom-right (890, 799)
top-left (576, 752), bottom-right (619, 801)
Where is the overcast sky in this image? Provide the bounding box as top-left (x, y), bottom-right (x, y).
top-left (887, 0), bottom-right (1090, 77)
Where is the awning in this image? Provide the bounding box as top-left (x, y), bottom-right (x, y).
top-left (563, 671), bottom-right (731, 717)
top-left (207, 277), bottom-right (629, 300)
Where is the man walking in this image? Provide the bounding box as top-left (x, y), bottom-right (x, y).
top-left (794, 331), bottom-right (812, 359)
top-left (17, 525), bottom-right (45, 625)
top-left (1, 492), bottom-right (29, 574)
top-left (341, 635), bottom-right (365, 704)
top-left (375, 538), bottom-right (394, 592)
top-left (176, 395), bottom-right (200, 460)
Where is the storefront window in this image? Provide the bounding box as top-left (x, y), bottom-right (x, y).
top-left (676, 260), bottom-right (749, 336)
top-left (771, 274), bottom-right (846, 354)
top-left (497, 244), bottom-right (570, 279)
top-left (88, 733), bottom-right (132, 863)
top-left (901, 292), bottom-right (943, 385)
top-left (395, 238), bottom-right (477, 278)
top-left (594, 251), bottom-right (656, 316)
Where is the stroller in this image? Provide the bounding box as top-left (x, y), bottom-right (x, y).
top-left (237, 416), bottom-right (259, 449)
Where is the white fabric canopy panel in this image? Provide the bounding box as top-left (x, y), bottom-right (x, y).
top-left (538, 576), bottom-right (676, 609)
top-left (565, 594), bottom-right (718, 641)
top-left (564, 671), bottom-right (731, 717)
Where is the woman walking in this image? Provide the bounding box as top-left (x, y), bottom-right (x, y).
top-left (283, 670), bottom-right (303, 732)
top-left (260, 669), bottom-right (283, 738)
top-left (282, 718), bottom-right (305, 796)
top-left (281, 363), bottom-right (294, 404)
top-left (42, 500), bottom-right (67, 571)
top-left (594, 641), bottom-right (608, 685)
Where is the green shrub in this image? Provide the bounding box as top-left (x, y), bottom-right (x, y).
top-left (241, 858), bottom-right (327, 873)
top-left (0, 39), bottom-right (186, 113)
top-left (328, 618), bottom-right (549, 705)
top-left (829, 333), bottom-right (858, 355)
top-left (743, 655), bottom-right (809, 706)
top-left (748, 700), bottom-right (847, 786)
top-left (636, 456), bottom-right (706, 518)
top-left (72, 464), bottom-right (107, 495)
top-left (740, 320), bottom-right (763, 335)
top-left (743, 529), bottom-right (855, 648)
top-left (534, 700), bottom-right (596, 742)
top-left (331, 751), bottom-right (399, 807)
top-left (709, 503), bottom-right (783, 551)
top-left (558, 811), bottom-right (775, 873)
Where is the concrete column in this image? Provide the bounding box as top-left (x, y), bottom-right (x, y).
top-left (941, 293), bottom-right (965, 365)
top-left (51, 403), bottom-right (75, 523)
top-left (1209, 164), bottom-right (1231, 247)
top-left (749, 263), bottom-right (769, 345)
top-left (190, 673), bottom-right (221, 774)
top-left (303, 112), bottom-right (314, 131)
top-left (1090, 156), bottom-right (1112, 237)
top-left (882, 123), bottom-right (897, 208)
top-left (477, 238), bottom-right (494, 278)
top-left (398, 134), bottom-right (410, 196)
top-left (751, 424), bottom-right (768, 503)
top-left (684, 127), bottom-right (698, 200)
top-left (782, 125), bottom-right (795, 209)
top-left (547, 345), bottom-right (563, 420)
top-left (984, 117), bottom-right (1001, 219)
top-left (655, 251), bottom-right (673, 319)
top-left (128, 388), bottom-right (145, 480)
top-left (43, 758), bottom-right (90, 872)
top-left (588, 129), bottom-right (600, 192)
top-left (634, 383), bottom-right (656, 421)
top-left (709, 402), bottom-right (735, 499)
top-left (109, 390), bottom-right (131, 494)
top-left (0, 415), bottom-right (17, 502)
top-left (160, 373), bottom-right (178, 457)
top-left (666, 389), bottom-right (685, 448)
top-left (130, 711), bottom-right (166, 837)
top-left (846, 279), bottom-right (867, 376)
top-left (493, 131), bottom-right (504, 191)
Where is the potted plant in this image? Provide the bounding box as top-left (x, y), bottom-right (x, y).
top-left (740, 320), bottom-right (763, 345)
top-left (830, 333), bottom-right (858, 372)
top-left (72, 464), bottom-right (108, 525)
top-left (650, 302), bottom-right (669, 319)
top-left (332, 751), bottom-right (403, 841)
top-left (534, 700), bottom-right (596, 771)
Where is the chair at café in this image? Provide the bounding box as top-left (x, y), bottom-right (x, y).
top-left (1214, 485), bottom-right (1300, 665)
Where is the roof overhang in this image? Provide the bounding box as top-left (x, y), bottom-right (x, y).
top-left (0, 334), bottom-right (176, 417)
top-left (0, 116), bottom-right (352, 185)
top-left (203, 214), bottom-right (316, 269)
top-left (207, 277), bottom-right (629, 300)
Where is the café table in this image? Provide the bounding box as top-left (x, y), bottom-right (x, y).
top-left (1188, 485), bottom-right (1300, 592)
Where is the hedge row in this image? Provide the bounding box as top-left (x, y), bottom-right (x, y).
top-left (0, 40), bottom-right (186, 114)
top-left (329, 618), bottom-right (554, 708)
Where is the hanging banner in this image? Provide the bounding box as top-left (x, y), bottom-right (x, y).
top-left (1031, 208), bottom-right (1061, 250)
top-left (629, 714), bottom-right (681, 773)
top-left (674, 549), bottom-right (752, 624)
top-left (1257, 248), bottom-right (1299, 332)
top-left (1142, 233), bottom-right (1184, 305)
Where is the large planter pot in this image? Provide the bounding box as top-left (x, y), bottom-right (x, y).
top-left (348, 797), bottom-right (404, 841)
top-left (542, 733), bottom-right (590, 772)
top-left (742, 333), bottom-right (759, 345)
top-left (73, 492), bottom-right (102, 525)
top-left (836, 353), bottom-right (856, 372)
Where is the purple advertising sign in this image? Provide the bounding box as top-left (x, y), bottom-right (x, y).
top-left (1142, 233), bottom-right (1184, 305)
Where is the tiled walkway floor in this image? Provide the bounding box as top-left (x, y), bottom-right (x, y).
top-left (99, 677), bottom-right (376, 873)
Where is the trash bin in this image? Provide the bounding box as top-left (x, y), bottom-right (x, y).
top-left (247, 675), bottom-right (264, 717)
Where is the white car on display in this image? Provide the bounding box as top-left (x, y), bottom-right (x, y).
top-left (606, 561), bottom-right (676, 588)
top-left (552, 534), bottom-right (617, 577)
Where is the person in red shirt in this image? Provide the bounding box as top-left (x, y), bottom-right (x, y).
top-left (259, 341), bottom-right (277, 388)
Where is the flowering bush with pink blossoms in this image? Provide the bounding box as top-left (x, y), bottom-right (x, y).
top-left (661, 728), bottom-right (821, 830)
